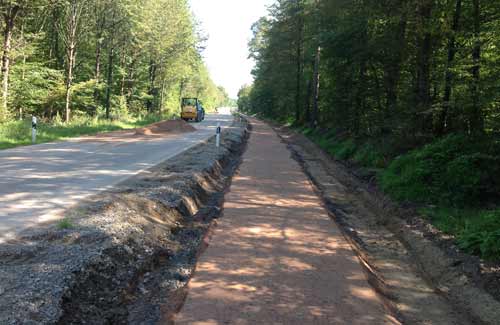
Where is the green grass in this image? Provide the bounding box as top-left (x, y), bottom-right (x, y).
top-left (300, 127), bottom-right (387, 167)
top-left (0, 114), bottom-right (163, 150)
top-left (419, 207), bottom-right (500, 260)
top-left (57, 218), bottom-right (74, 230)
top-left (299, 128), bottom-right (500, 260)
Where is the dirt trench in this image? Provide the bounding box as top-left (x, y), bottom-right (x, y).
top-left (0, 118), bottom-right (249, 324)
top-left (275, 125), bottom-right (500, 325)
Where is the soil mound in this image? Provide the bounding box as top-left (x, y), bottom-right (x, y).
top-left (134, 119), bottom-right (196, 136)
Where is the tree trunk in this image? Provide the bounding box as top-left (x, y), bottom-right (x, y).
top-left (159, 80), bottom-right (166, 114)
top-left (105, 47), bottom-right (114, 119)
top-left (125, 55), bottom-right (137, 103)
top-left (384, 7), bottom-right (407, 116)
top-left (120, 52), bottom-right (126, 97)
top-left (470, 0), bottom-right (483, 134)
top-left (94, 10), bottom-right (106, 105)
top-left (147, 59), bottom-right (156, 113)
top-left (436, 0), bottom-right (462, 135)
top-left (94, 40), bottom-right (102, 102)
top-left (415, 0), bottom-right (433, 134)
top-left (294, 6), bottom-right (303, 124)
top-left (354, 60), bottom-right (367, 135)
top-left (311, 46), bottom-right (321, 128)
top-left (65, 44), bottom-right (75, 123)
top-left (64, 6), bottom-right (79, 123)
top-left (19, 21), bottom-right (26, 120)
top-left (1, 5), bottom-right (20, 121)
top-left (50, 6), bottom-right (64, 70)
top-left (304, 73), bottom-right (312, 124)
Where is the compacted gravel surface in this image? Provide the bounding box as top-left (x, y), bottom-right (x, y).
top-left (174, 119), bottom-right (398, 324)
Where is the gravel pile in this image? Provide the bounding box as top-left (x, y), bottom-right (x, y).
top-left (0, 117), bottom-right (248, 324)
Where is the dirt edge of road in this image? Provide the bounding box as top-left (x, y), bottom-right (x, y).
top-left (0, 117), bottom-right (249, 324)
top-left (276, 125), bottom-right (500, 325)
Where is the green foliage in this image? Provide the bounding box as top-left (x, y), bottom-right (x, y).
top-left (380, 135), bottom-right (500, 206)
top-left (242, 0), bottom-right (500, 135)
top-left (237, 85), bottom-right (253, 113)
top-left (302, 128), bottom-right (387, 168)
top-left (303, 126), bottom-right (500, 261)
top-left (57, 218), bottom-right (74, 230)
top-left (332, 140), bottom-right (357, 160)
top-left (353, 144), bottom-right (386, 168)
top-left (0, 115), bottom-right (163, 150)
top-left (420, 207), bottom-right (500, 260)
top-left (0, 0), bottom-right (229, 125)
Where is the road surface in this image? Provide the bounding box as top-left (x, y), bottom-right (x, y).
top-left (0, 113), bottom-right (233, 243)
top-left (174, 118), bottom-right (398, 324)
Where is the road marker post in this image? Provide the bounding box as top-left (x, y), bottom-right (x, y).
top-left (216, 123), bottom-right (221, 148)
top-left (31, 116), bottom-right (37, 144)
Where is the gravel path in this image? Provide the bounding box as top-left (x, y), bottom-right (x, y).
top-left (174, 119), bottom-right (398, 324)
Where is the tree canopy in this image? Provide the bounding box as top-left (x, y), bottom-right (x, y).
top-left (0, 0), bottom-right (229, 122)
top-left (242, 0), bottom-right (500, 139)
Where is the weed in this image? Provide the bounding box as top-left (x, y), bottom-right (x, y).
top-left (57, 218), bottom-right (73, 230)
top-left (420, 207), bottom-right (500, 260)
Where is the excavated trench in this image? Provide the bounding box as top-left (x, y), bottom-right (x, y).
top-left (276, 125), bottom-right (500, 325)
top-left (0, 118), bottom-right (249, 325)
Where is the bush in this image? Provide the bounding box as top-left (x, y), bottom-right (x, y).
top-left (380, 134), bottom-right (500, 206)
top-left (458, 209), bottom-right (500, 260)
top-left (333, 139), bottom-right (357, 160)
top-left (353, 143), bottom-right (386, 168)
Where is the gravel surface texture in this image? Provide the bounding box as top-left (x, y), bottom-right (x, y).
top-left (175, 118), bottom-right (398, 325)
top-left (0, 117), bottom-right (248, 324)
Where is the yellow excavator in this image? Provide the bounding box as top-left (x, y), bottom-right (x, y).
top-left (181, 98), bottom-right (205, 122)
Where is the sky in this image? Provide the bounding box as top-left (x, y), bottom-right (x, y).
top-left (189, 0), bottom-right (273, 98)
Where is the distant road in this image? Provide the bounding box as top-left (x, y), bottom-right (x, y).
top-left (0, 113), bottom-right (233, 242)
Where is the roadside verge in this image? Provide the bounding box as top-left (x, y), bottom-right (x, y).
top-left (0, 117), bottom-right (249, 324)
top-left (276, 125), bottom-right (500, 325)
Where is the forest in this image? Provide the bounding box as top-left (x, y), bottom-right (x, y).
top-left (0, 0), bottom-right (229, 147)
top-left (239, 0), bottom-right (500, 259)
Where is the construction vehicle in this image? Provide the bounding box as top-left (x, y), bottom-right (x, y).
top-left (181, 98), bottom-right (205, 122)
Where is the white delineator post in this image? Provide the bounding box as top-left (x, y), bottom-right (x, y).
top-left (31, 116), bottom-right (37, 144)
top-left (216, 123), bottom-right (221, 148)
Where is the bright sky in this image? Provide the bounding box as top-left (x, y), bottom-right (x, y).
top-left (189, 0), bottom-right (273, 98)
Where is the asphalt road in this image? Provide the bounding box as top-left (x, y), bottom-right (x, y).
top-left (0, 113), bottom-right (233, 243)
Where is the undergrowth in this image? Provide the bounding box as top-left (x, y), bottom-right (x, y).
top-left (298, 126), bottom-right (500, 260)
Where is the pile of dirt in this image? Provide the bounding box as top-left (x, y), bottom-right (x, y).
top-left (134, 119), bottom-right (196, 136)
top-left (0, 117), bottom-right (248, 324)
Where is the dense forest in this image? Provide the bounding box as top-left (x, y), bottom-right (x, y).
top-left (239, 0), bottom-right (500, 259)
top-left (0, 0), bottom-right (229, 124)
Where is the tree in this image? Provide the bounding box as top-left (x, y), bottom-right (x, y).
top-left (436, 0), bottom-right (462, 135)
top-left (58, 0), bottom-right (88, 122)
top-left (0, 0), bottom-right (231, 123)
top-left (0, 0), bottom-right (27, 120)
top-left (244, 0), bottom-right (499, 139)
